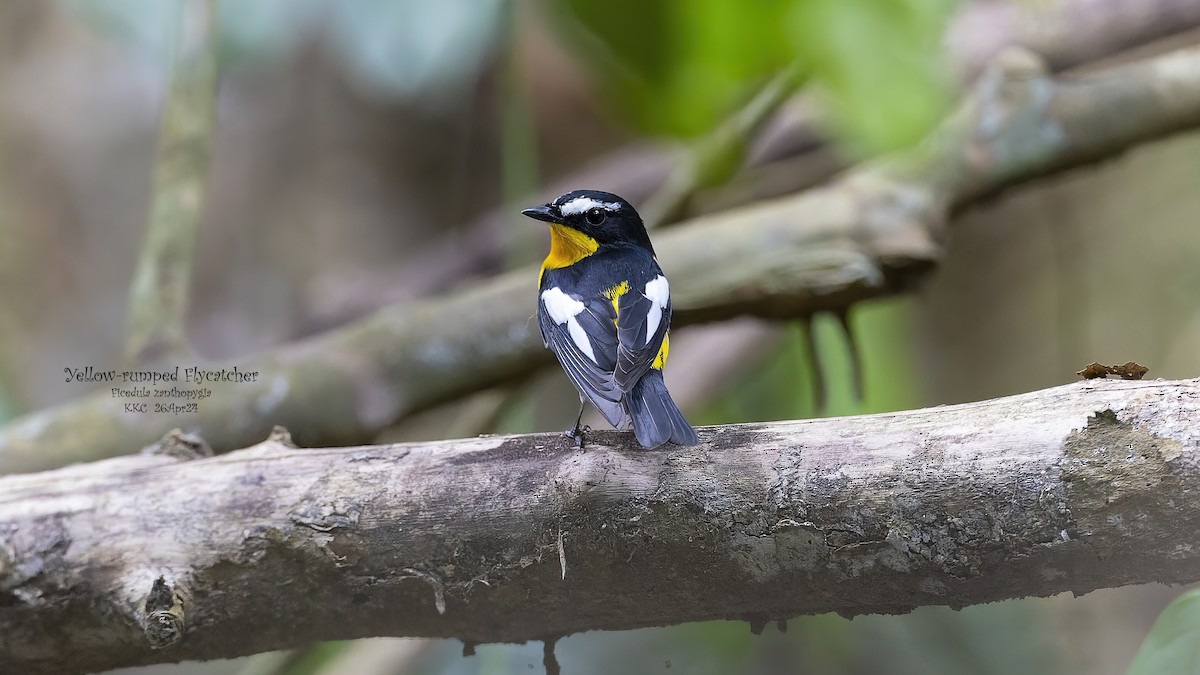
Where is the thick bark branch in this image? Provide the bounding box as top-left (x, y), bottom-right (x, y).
top-left (1, 378), bottom-right (1198, 674)
top-left (5, 48), bottom-right (1200, 475)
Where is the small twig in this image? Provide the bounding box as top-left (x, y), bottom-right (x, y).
top-left (834, 309), bottom-right (864, 403)
top-left (123, 0), bottom-right (218, 366)
top-left (796, 318), bottom-right (826, 414)
top-left (543, 636), bottom-right (561, 675)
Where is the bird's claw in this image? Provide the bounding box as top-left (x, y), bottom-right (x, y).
top-left (563, 425), bottom-right (591, 449)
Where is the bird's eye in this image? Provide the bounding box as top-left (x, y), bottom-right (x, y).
top-left (585, 208), bottom-right (606, 226)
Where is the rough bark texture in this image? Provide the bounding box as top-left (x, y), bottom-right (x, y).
top-left (1, 378), bottom-right (1198, 675)
top-left (5, 48), bottom-right (1200, 475)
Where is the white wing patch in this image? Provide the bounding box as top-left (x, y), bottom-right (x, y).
top-left (559, 196), bottom-right (621, 216)
top-left (541, 287), bottom-right (597, 362)
top-left (643, 275), bottom-right (669, 345)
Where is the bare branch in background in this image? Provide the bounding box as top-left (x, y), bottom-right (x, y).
top-left (123, 0), bottom-right (217, 366)
top-left (2, 378), bottom-right (1198, 674)
top-left (4, 46), bottom-right (1200, 475)
top-left (949, 0), bottom-right (1200, 78)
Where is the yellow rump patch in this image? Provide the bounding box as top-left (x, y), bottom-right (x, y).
top-left (652, 331), bottom-right (669, 370)
top-left (603, 280), bottom-right (629, 325)
top-left (539, 224), bottom-right (599, 285)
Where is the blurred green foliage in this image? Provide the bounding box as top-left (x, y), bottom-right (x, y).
top-left (791, 0), bottom-right (956, 154)
top-left (699, 298), bottom-right (922, 425)
top-left (550, 0), bottom-right (956, 152)
top-left (1126, 588), bottom-right (1200, 675)
top-left (67, 0), bottom-right (954, 151)
top-left (552, 0), bottom-right (797, 138)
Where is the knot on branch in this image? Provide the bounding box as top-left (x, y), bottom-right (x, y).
top-left (991, 46), bottom-right (1049, 81)
top-left (142, 577), bottom-right (186, 649)
top-left (142, 428), bottom-right (212, 461)
top-left (267, 425), bottom-right (298, 447)
top-left (972, 47), bottom-right (1055, 138)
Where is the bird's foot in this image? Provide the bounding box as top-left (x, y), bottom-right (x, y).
top-left (563, 425), bottom-right (591, 450)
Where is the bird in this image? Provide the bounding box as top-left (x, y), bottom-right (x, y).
top-left (521, 189), bottom-right (698, 449)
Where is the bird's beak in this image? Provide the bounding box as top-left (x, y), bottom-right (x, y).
top-left (521, 203), bottom-right (561, 224)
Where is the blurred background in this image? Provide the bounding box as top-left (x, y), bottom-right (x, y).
top-left (2, 0), bottom-right (1199, 673)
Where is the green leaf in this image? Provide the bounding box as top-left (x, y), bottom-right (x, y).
top-left (554, 0), bottom-right (797, 137)
top-left (551, 0), bottom-right (955, 150)
top-left (789, 0), bottom-right (956, 153)
top-left (1127, 588), bottom-right (1200, 675)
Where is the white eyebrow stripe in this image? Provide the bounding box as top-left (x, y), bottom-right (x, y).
top-left (559, 197), bottom-right (621, 216)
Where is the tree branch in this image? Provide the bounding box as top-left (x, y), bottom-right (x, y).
top-left (123, 0), bottom-right (217, 366)
top-left (4, 47), bottom-right (1200, 474)
top-left (948, 0), bottom-right (1200, 78)
top-left (1, 378), bottom-right (1198, 674)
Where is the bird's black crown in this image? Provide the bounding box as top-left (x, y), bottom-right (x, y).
top-left (522, 189), bottom-right (654, 251)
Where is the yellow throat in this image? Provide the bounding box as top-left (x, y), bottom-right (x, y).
top-left (539, 223), bottom-right (599, 285)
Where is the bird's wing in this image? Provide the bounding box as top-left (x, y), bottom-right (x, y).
top-left (538, 288), bottom-right (627, 427)
top-left (613, 274), bottom-right (671, 393)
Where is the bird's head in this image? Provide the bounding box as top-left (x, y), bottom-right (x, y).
top-left (521, 190), bottom-right (653, 252)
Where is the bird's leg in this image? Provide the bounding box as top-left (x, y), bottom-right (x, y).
top-left (564, 399), bottom-right (589, 449)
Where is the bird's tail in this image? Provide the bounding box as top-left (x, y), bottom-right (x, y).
top-left (627, 370), bottom-right (698, 448)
